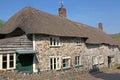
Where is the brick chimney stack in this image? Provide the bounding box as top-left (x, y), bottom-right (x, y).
top-left (58, 2), bottom-right (66, 17)
top-left (98, 23), bottom-right (103, 30)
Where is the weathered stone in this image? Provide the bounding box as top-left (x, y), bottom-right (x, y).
top-left (35, 35), bottom-right (120, 73)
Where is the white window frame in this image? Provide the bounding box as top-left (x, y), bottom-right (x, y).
top-left (75, 56), bottom-right (82, 66)
top-left (49, 56), bottom-right (61, 70)
top-left (99, 55), bottom-right (104, 64)
top-left (92, 56), bottom-right (98, 65)
top-left (0, 53), bottom-right (16, 70)
top-left (50, 37), bottom-right (60, 47)
top-left (76, 38), bottom-right (82, 46)
top-left (111, 57), bottom-right (115, 63)
top-left (62, 57), bottom-right (70, 69)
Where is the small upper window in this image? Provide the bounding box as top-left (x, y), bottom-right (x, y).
top-left (50, 37), bottom-right (60, 47)
top-left (76, 38), bottom-right (82, 46)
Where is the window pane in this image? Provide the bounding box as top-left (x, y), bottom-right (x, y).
top-left (50, 38), bottom-right (52, 45)
top-left (54, 39), bottom-right (56, 45)
top-left (54, 58), bottom-right (56, 69)
top-left (50, 58), bottom-right (53, 70)
top-left (63, 59), bottom-right (66, 67)
top-left (3, 55), bottom-right (7, 61)
top-left (2, 55), bottom-right (7, 69)
top-left (10, 54), bottom-right (14, 60)
top-left (63, 63), bottom-right (65, 67)
top-left (57, 40), bottom-right (59, 45)
top-left (57, 58), bottom-right (59, 68)
top-left (75, 57), bottom-right (77, 65)
top-left (10, 61), bottom-right (14, 67)
top-left (3, 62), bottom-right (7, 69)
top-left (66, 59), bottom-right (69, 67)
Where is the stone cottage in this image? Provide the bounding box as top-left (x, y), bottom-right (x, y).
top-left (0, 5), bottom-right (119, 73)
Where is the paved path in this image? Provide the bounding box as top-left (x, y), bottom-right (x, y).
top-left (84, 69), bottom-right (120, 80)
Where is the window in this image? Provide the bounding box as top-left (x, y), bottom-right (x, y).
top-left (50, 57), bottom-right (61, 70)
top-left (99, 55), bottom-right (104, 64)
top-left (92, 56), bottom-right (98, 65)
top-left (2, 54), bottom-right (7, 69)
top-left (76, 38), bottom-right (82, 46)
top-left (75, 56), bottom-right (82, 66)
top-left (63, 58), bottom-right (70, 69)
top-left (9, 54), bottom-right (14, 68)
top-left (1, 54), bottom-right (15, 70)
top-left (50, 37), bottom-right (60, 47)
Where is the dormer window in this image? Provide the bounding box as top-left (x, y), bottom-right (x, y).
top-left (50, 37), bottom-right (60, 48)
top-left (76, 38), bottom-right (82, 46)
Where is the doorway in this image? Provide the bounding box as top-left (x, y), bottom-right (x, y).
top-left (16, 50), bottom-right (35, 73)
top-left (108, 56), bottom-right (111, 69)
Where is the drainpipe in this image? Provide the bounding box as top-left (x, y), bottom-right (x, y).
top-left (33, 34), bottom-right (37, 73)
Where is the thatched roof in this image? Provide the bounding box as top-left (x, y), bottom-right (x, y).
top-left (76, 23), bottom-right (117, 45)
top-left (0, 7), bottom-right (118, 45)
top-left (0, 7), bottom-right (86, 38)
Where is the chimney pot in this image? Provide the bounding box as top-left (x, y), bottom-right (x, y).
top-left (58, 2), bottom-right (66, 17)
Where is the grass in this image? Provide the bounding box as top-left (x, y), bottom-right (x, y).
top-left (111, 34), bottom-right (120, 41)
top-left (110, 33), bottom-right (120, 47)
top-left (0, 20), bottom-right (4, 27)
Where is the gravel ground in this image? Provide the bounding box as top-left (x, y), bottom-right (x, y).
top-left (0, 69), bottom-right (120, 80)
top-left (74, 69), bottom-right (120, 80)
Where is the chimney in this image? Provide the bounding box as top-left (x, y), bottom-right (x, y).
top-left (98, 23), bottom-right (103, 30)
top-left (58, 2), bottom-right (66, 17)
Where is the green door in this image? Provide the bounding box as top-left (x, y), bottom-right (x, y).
top-left (16, 54), bottom-right (34, 72)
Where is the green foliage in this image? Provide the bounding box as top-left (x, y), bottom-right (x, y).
top-left (0, 20), bottom-right (4, 27)
top-left (111, 33), bottom-right (120, 47)
top-left (111, 34), bottom-right (120, 40)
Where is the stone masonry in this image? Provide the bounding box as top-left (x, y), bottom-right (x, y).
top-left (35, 35), bottom-right (85, 72)
top-left (34, 35), bottom-right (120, 72)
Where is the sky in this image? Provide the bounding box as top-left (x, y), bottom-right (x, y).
top-left (0, 0), bottom-right (120, 34)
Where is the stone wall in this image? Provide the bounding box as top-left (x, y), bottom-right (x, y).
top-left (34, 35), bottom-right (120, 72)
top-left (84, 44), bottom-right (120, 71)
top-left (35, 35), bottom-right (86, 71)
